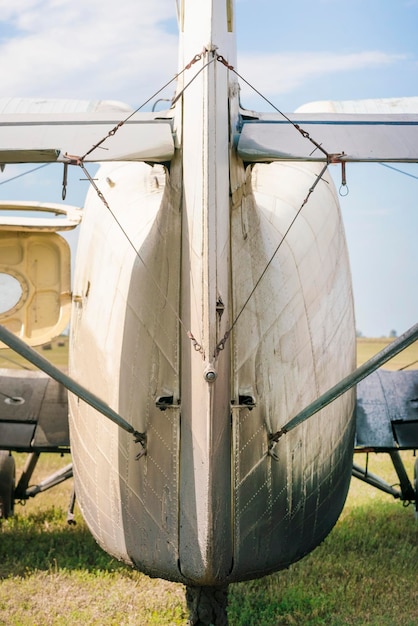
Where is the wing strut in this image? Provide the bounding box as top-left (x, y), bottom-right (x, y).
top-left (0, 325), bottom-right (146, 458)
top-left (269, 322), bottom-right (418, 447)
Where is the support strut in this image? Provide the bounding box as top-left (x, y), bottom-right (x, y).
top-left (0, 324), bottom-right (146, 457)
top-left (270, 322), bottom-right (418, 444)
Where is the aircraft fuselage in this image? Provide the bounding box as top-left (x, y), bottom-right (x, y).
top-left (68, 0), bottom-right (356, 586)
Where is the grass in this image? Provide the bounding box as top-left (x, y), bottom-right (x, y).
top-left (356, 336), bottom-right (418, 371)
top-left (0, 336), bottom-right (69, 370)
top-left (0, 338), bottom-right (417, 625)
top-left (228, 454), bottom-right (418, 626)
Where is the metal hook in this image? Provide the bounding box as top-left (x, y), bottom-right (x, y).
top-left (339, 160), bottom-right (349, 196)
top-left (62, 163), bottom-right (68, 200)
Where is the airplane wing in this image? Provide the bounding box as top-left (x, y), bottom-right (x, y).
top-left (354, 368), bottom-right (418, 508)
top-left (237, 112), bottom-right (418, 163)
top-left (0, 368), bottom-right (69, 452)
top-left (355, 369), bottom-right (418, 450)
top-left (0, 97), bottom-right (174, 164)
top-left (237, 96), bottom-right (418, 163)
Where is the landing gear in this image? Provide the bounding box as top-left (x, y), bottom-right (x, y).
top-left (0, 451), bottom-right (15, 519)
top-left (186, 585), bottom-right (229, 626)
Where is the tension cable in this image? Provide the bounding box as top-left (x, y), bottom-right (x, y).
top-left (81, 50), bottom-right (209, 161)
top-left (76, 161), bottom-right (197, 354)
top-left (0, 162), bottom-right (51, 186)
top-left (171, 49), bottom-right (217, 107)
top-left (215, 162), bottom-right (329, 357)
top-left (71, 49), bottom-right (341, 361)
top-left (217, 55), bottom-right (331, 161)
top-left (269, 322), bottom-right (418, 446)
top-left (211, 57), bottom-right (353, 355)
top-left (65, 50), bottom-right (220, 356)
top-left (0, 324), bottom-right (147, 459)
top-left (380, 163), bottom-right (418, 181)
top-left (217, 54), bottom-right (350, 193)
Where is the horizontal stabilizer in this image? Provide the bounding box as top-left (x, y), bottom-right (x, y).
top-left (356, 369), bottom-right (418, 450)
top-left (237, 113), bottom-right (418, 163)
top-left (0, 149), bottom-right (60, 163)
top-left (0, 111), bottom-right (174, 164)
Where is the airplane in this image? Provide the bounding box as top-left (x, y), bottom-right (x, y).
top-left (0, 1), bottom-right (417, 624)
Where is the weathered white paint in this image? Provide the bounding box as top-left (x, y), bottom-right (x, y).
top-left (68, 0), bottom-right (356, 586)
top-left (176, 0), bottom-right (238, 583)
top-left (237, 113), bottom-right (418, 162)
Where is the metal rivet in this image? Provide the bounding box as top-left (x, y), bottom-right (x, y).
top-left (204, 367), bottom-right (217, 383)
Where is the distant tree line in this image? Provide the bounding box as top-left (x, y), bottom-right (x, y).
top-left (356, 329), bottom-right (397, 338)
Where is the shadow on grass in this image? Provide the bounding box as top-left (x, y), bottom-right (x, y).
top-left (0, 507), bottom-right (127, 578)
top-left (228, 501), bottom-right (418, 626)
top-left (1, 502), bottom-right (417, 625)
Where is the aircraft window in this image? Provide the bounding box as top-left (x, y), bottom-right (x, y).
top-left (0, 273), bottom-right (23, 314)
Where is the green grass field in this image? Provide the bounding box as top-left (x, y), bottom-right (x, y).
top-left (0, 338), bottom-right (417, 625)
top-left (0, 336), bottom-right (69, 371)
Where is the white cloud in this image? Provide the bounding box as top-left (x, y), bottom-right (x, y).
top-left (236, 50), bottom-right (407, 100)
top-left (0, 0), bottom-right (178, 105)
top-left (0, 2), bottom-right (410, 112)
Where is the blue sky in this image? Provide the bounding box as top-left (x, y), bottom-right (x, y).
top-left (0, 0), bottom-right (417, 337)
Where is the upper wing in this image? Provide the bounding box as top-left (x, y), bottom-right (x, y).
top-left (237, 113), bottom-right (418, 163)
top-left (0, 97), bottom-right (174, 164)
top-left (237, 97), bottom-right (418, 163)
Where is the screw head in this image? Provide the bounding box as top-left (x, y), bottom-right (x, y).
top-left (204, 367), bottom-right (217, 383)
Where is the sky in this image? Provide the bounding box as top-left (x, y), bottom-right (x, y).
top-left (0, 0), bottom-right (417, 337)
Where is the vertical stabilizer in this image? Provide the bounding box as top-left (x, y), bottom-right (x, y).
top-left (176, 0), bottom-right (238, 583)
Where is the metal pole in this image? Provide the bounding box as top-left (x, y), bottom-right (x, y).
top-left (0, 325), bottom-right (146, 452)
top-left (270, 322), bottom-right (418, 442)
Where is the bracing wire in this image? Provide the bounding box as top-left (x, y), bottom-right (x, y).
top-left (0, 162), bottom-right (51, 186)
top-left (215, 163), bottom-right (329, 356)
top-left (216, 55), bottom-right (331, 160)
top-left (69, 49), bottom-right (337, 358)
top-left (74, 52), bottom-right (219, 353)
top-left (78, 163), bottom-right (191, 340)
top-left (214, 55), bottom-right (334, 356)
top-left (81, 50), bottom-right (211, 161)
top-left (380, 163), bottom-right (418, 181)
